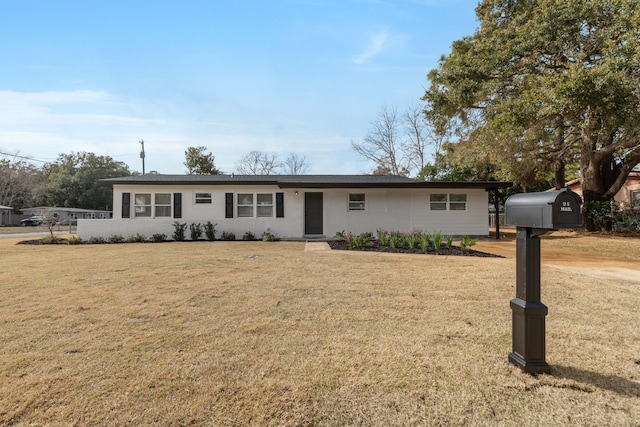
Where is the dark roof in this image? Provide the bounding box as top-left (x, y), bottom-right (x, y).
top-left (100, 174), bottom-right (512, 190)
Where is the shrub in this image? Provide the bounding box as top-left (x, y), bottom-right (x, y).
top-left (39, 235), bottom-right (64, 244)
top-left (66, 235), bottom-right (83, 245)
top-left (204, 221), bottom-right (217, 241)
top-left (242, 231), bottom-right (256, 241)
top-left (189, 222), bottom-right (203, 241)
top-left (88, 236), bottom-right (106, 244)
top-left (220, 231), bottom-right (236, 241)
top-left (151, 233), bottom-right (167, 242)
top-left (127, 233), bottom-right (146, 243)
top-left (406, 231), bottom-right (419, 250)
top-left (172, 221), bottom-right (187, 241)
top-left (460, 235), bottom-right (477, 250)
top-left (613, 200), bottom-right (640, 233)
top-left (389, 231), bottom-right (401, 249)
top-left (347, 232), bottom-right (373, 250)
top-left (108, 234), bottom-right (125, 244)
top-left (376, 228), bottom-right (390, 246)
top-left (446, 235), bottom-right (454, 249)
top-left (420, 233), bottom-right (431, 253)
top-left (335, 230), bottom-right (347, 241)
top-left (262, 232), bottom-right (280, 242)
top-left (433, 231), bottom-right (443, 250)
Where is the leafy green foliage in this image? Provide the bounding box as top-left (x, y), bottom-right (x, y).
top-left (262, 232), bottom-right (280, 242)
top-left (108, 234), bottom-right (125, 244)
top-left (242, 231), bottom-right (256, 241)
top-left (189, 223), bottom-right (203, 241)
top-left (220, 231), bottom-right (236, 241)
top-left (184, 146), bottom-right (221, 175)
top-left (151, 233), bottom-right (167, 242)
top-left (424, 0), bottom-right (640, 228)
top-left (172, 221), bottom-right (187, 241)
top-left (41, 152), bottom-right (132, 210)
top-left (204, 221), bottom-right (217, 241)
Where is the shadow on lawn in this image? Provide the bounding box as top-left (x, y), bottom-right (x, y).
top-left (551, 364), bottom-right (640, 397)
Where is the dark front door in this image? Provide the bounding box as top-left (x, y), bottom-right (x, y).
top-left (304, 192), bottom-right (323, 235)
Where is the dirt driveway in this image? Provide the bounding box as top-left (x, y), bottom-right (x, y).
top-left (475, 232), bottom-right (640, 285)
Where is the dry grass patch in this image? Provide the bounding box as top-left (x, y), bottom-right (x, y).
top-left (0, 237), bottom-right (638, 426)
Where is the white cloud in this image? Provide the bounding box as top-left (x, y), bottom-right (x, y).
top-left (352, 28), bottom-right (390, 64)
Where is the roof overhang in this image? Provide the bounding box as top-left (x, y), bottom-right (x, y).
top-left (100, 175), bottom-right (512, 191)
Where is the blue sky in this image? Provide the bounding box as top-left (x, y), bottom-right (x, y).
top-left (0, 0), bottom-right (479, 175)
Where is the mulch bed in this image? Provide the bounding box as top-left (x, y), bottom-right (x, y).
top-left (327, 240), bottom-right (503, 258)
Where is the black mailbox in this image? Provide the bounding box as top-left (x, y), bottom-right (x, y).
top-left (504, 188), bottom-right (582, 374)
top-left (504, 188), bottom-right (582, 230)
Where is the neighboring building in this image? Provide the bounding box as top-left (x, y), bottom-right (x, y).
top-left (0, 205), bottom-right (13, 226)
top-left (21, 206), bottom-right (112, 225)
top-left (565, 172), bottom-right (640, 208)
top-left (77, 175), bottom-right (511, 240)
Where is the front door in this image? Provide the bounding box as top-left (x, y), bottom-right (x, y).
top-left (304, 192), bottom-right (323, 235)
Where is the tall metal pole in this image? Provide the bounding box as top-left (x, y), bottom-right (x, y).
top-left (139, 139), bottom-right (146, 175)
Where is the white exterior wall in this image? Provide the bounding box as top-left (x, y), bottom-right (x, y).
top-left (79, 184), bottom-right (304, 240)
top-left (323, 188), bottom-right (489, 237)
top-left (78, 184), bottom-right (490, 240)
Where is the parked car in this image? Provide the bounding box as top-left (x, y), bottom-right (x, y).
top-left (19, 216), bottom-right (56, 226)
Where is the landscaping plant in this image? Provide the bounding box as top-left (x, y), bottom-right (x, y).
top-left (189, 222), bottom-right (203, 241)
top-left (433, 231), bottom-right (443, 250)
top-left (204, 221), bottom-right (217, 241)
top-left (172, 221), bottom-right (187, 241)
top-left (419, 232), bottom-right (431, 253)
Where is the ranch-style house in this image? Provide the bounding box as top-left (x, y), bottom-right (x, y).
top-left (77, 174), bottom-right (511, 240)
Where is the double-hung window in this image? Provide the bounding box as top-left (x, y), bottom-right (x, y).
top-left (237, 194), bottom-right (254, 217)
top-left (237, 193), bottom-right (274, 217)
top-left (449, 194), bottom-right (467, 211)
top-left (348, 193), bottom-right (366, 211)
top-left (134, 194), bottom-right (152, 217)
top-left (256, 194), bottom-right (273, 217)
top-left (429, 194), bottom-right (447, 211)
top-left (155, 193), bottom-right (172, 217)
top-left (430, 193), bottom-right (467, 211)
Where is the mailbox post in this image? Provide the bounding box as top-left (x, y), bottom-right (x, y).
top-left (504, 188), bottom-right (582, 374)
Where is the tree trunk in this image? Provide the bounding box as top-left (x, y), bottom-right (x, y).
top-left (580, 121), bottom-right (607, 231)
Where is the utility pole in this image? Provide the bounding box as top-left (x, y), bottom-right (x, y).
top-left (139, 139), bottom-right (146, 175)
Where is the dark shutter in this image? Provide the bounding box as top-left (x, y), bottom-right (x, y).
top-left (225, 193), bottom-right (234, 218)
top-left (122, 193), bottom-right (130, 218)
top-left (276, 192), bottom-right (284, 218)
top-left (173, 193), bottom-right (182, 218)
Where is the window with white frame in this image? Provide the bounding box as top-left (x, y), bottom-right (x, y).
top-left (631, 190), bottom-right (640, 205)
top-left (430, 193), bottom-right (467, 211)
top-left (237, 193), bottom-right (253, 217)
top-left (348, 193), bottom-right (366, 211)
top-left (155, 193), bottom-right (172, 217)
top-left (134, 194), bottom-right (152, 217)
top-left (429, 194), bottom-right (447, 211)
top-left (449, 193), bottom-right (467, 211)
top-left (256, 193), bottom-right (273, 217)
top-left (195, 192), bottom-right (212, 204)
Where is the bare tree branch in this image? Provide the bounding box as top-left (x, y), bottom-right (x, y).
top-left (283, 153), bottom-right (309, 175)
top-left (235, 151), bottom-right (282, 175)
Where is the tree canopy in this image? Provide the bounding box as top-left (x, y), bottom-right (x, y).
top-left (423, 0), bottom-right (640, 229)
top-left (184, 146), bottom-right (221, 175)
top-left (42, 152), bottom-right (133, 210)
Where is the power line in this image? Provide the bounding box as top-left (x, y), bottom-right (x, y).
top-left (0, 150), bottom-right (50, 163)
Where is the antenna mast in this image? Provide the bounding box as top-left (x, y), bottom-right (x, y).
top-left (139, 139), bottom-right (146, 175)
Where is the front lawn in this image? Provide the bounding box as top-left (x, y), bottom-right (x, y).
top-left (0, 238), bottom-right (638, 426)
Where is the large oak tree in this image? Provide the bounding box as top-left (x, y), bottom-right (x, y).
top-left (423, 0), bottom-right (640, 230)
